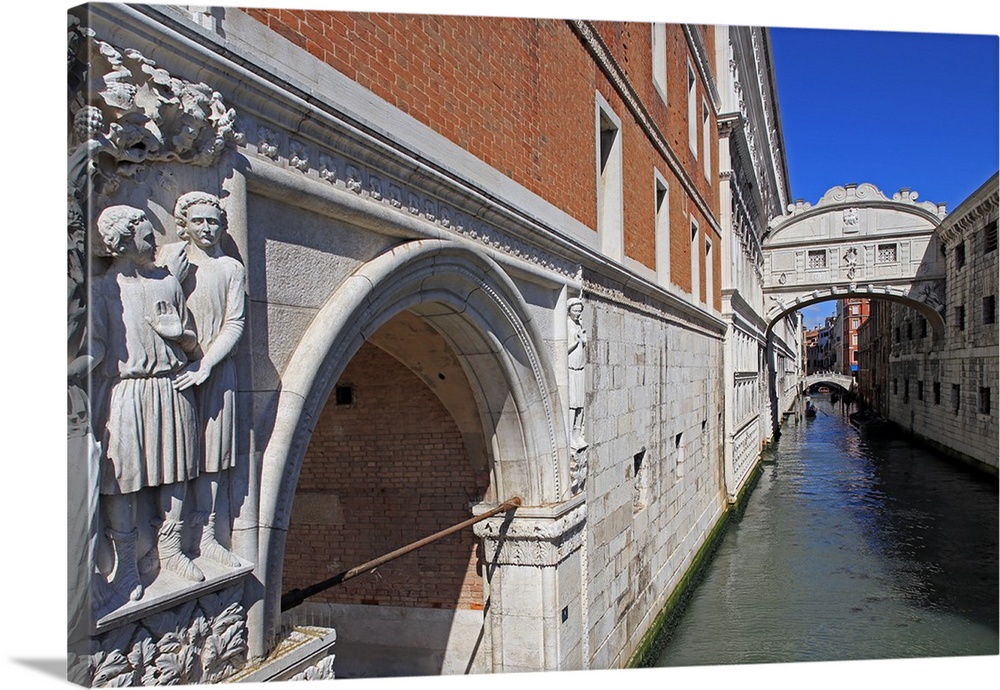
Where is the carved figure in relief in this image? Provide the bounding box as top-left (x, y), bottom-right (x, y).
top-left (169, 192), bottom-right (246, 568)
top-left (567, 298), bottom-right (587, 450)
top-left (69, 206), bottom-right (204, 603)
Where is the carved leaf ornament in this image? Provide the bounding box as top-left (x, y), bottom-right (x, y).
top-left (69, 32), bottom-right (243, 198)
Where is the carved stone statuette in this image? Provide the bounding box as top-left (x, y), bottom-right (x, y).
top-left (74, 205), bottom-right (204, 606)
top-left (169, 191), bottom-right (247, 570)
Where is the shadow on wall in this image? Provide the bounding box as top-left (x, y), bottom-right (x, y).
top-left (280, 336), bottom-right (490, 677)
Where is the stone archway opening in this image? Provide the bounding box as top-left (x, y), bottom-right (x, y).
top-left (254, 240), bottom-right (569, 673)
top-left (279, 309), bottom-right (493, 678)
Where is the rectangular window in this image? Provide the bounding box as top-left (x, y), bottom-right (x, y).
top-left (597, 99), bottom-right (623, 261)
top-left (903, 379), bottom-right (909, 404)
top-left (933, 381), bottom-right (941, 405)
top-left (906, 322), bottom-right (912, 340)
top-left (894, 326), bottom-right (900, 343)
top-left (652, 24), bottom-right (667, 104)
top-left (877, 243), bottom-right (898, 263)
top-left (690, 218), bottom-right (701, 302)
top-left (852, 318), bottom-right (860, 330)
top-left (920, 318), bottom-right (927, 338)
top-left (980, 387), bottom-right (991, 415)
top-left (687, 63), bottom-right (697, 155)
top-left (955, 241), bottom-right (966, 269)
top-left (851, 305), bottom-right (860, 315)
top-left (985, 219), bottom-right (998, 253)
top-left (952, 384), bottom-right (961, 413)
top-left (956, 305), bottom-right (966, 331)
top-left (984, 295), bottom-right (996, 325)
top-left (655, 173), bottom-right (670, 286)
top-left (917, 381), bottom-right (924, 401)
top-left (702, 99), bottom-right (711, 180)
top-left (705, 237), bottom-right (714, 309)
top-left (893, 378), bottom-right (898, 395)
top-left (808, 250), bottom-right (827, 269)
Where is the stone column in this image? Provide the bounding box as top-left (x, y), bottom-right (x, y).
top-left (472, 495), bottom-right (587, 672)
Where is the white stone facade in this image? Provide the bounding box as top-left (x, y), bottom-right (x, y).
top-left (715, 25), bottom-right (799, 501)
top-left (879, 173), bottom-right (999, 474)
top-left (67, 5), bottom-right (804, 683)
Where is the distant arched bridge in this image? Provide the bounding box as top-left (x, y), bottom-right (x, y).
top-left (762, 183), bottom-right (948, 335)
top-left (804, 372), bottom-right (855, 392)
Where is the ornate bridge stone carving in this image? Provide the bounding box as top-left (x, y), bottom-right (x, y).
top-left (763, 183), bottom-right (947, 331)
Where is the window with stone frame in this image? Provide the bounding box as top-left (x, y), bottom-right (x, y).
top-left (876, 243), bottom-right (898, 263)
top-left (807, 249), bottom-right (827, 269)
top-left (952, 384), bottom-right (961, 413)
top-left (920, 317), bottom-right (927, 338)
top-left (651, 23), bottom-right (667, 104)
top-left (955, 241), bottom-right (966, 269)
top-left (984, 219), bottom-right (998, 253)
top-left (687, 62), bottom-right (697, 155)
top-left (917, 380), bottom-right (924, 401)
top-left (980, 387), bottom-right (992, 415)
top-left (903, 379), bottom-right (909, 404)
top-left (933, 381), bottom-right (941, 405)
top-left (984, 294), bottom-right (996, 325)
top-left (956, 304), bottom-right (966, 331)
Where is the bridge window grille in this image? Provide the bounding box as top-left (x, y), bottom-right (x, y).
top-left (952, 384), bottom-right (961, 413)
top-left (955, 241), bottom-right (966, 269)
top-left (984, 219), bottom-right (998, 253)
top-left (877, 243), bottom-right (897, 263)
top-left (807, 249), bottom-right (827, 269)
top-left (980, 387), bottom-right (991, 415)
top-left (933, 381), bottom-right (941, 405)
top-left (984, 295), bottom-right (996, 325)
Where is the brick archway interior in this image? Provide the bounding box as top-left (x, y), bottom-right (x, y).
top-left (281, 310), bottom-right (492, 676)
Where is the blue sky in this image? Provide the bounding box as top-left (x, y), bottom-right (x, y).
top-left (769, 27), bottom-right (999, 328)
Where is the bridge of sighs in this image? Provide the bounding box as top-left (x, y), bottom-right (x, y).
top-left (761, 183), bottom-right (948, 334)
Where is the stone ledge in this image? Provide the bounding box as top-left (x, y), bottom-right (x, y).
top-left (94, 557), bottom-right (254, 634)
top-left (228, 626), bottom-right (336, 683)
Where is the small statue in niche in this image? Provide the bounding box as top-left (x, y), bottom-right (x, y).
top-left (169, 191), bottom-right (246, 568)
top-left (567, 297), bottom-right (588, 451)
top-left (69, 206), bottom-right (203, 603)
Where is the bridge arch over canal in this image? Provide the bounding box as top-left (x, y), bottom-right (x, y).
top-left (804, 372), bottom-right (855, 392)
top-left (761, 183), bottom-right (948, 335)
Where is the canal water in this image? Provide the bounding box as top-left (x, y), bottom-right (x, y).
top-left (652, 392), bottom-right (998, 668)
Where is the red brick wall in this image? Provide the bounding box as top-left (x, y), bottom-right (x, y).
top-left (243, 9), bottom-right (597, 230)
top-left (243, 9), bottom-right (720, 299)
top-left (283, 340), bottom-right (488, 610)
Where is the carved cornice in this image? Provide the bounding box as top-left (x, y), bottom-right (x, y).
top-left (771, 183), bottom-right (946, 233)
top-left (936, 174), bottom-right (999, 246)
top-left (567, 20), bottom-right (723, 237)
top-left (473, 499), bottom-right (587, 567)
top-left (682, 24), bottom-right (722, 110)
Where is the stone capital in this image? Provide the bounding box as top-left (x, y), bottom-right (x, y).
top-left (472, 495), bottom-right (586, 567)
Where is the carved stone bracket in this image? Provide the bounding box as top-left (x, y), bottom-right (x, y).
top-left (472, 498), bottom-right (586, 567)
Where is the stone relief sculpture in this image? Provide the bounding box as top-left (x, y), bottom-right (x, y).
top-left (567, 297), bottom-right (587, 449)
top-left (567, 297), bottom-right (588, 493)
top-left (69, 206), bottom-right (203, 604)
top-left (167, 191), bottom-right (246, 569)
